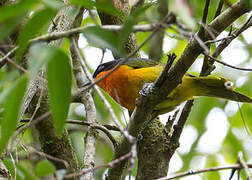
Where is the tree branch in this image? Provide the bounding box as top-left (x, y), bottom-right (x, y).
top-left (71, 34), bottom-right (97, 180)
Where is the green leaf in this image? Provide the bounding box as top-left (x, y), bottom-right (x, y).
top-left (0, 75), bottom-right (28, 154)
top-left (0, 0), bottom-right (38, 22)
top-left (2, 158), bottom-right (14, 177)
top-left (94, 90), bottom-right (124, 127)
top-left (205, 155), bottom-right (220, 179)
top-left (40, 0), bottom-right (64, 10)
top-left (83, 26), bottom-right (126, 57)
top-left (70, 0), bottom-right (124, 19)
top-left (35, 160), bottom-right (56, 177)
top-left (16, 8), bottom-right (56, 61)
top-left (17, 163), bottom-right (34, 180)
top-left (244, 0), bottom-right (251, 10)
top-left (0, 70), bottom-right (19, 107)
top-left (229, 104), bottom-right (252, 130)
top-left (47, 48), bottom-right (72, 135)
top-left (28, 43), bottom-right (52, 76)
top-left (0, 15), bottom-right (24, 43)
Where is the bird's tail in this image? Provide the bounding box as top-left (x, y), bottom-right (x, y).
top-left (192, 76), bottom-right (252, 103)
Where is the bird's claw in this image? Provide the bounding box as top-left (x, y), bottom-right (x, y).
top-left (139, 83), bottom-right (154, 97)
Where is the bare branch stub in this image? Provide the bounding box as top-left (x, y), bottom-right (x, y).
top-left (170, 100), bottom-right (194, 145)
top-left (155, 53), bottom-right (177, 87)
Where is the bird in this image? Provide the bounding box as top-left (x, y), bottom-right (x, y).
top-left (90, 58), bottom-right (252, 114)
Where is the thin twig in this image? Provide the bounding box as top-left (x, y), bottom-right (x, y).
top-left (202, 0), bottom-right (210, 24)
top-left (214, 0), bottom-right (224, 19)
top-left (20, 119), bottom-right (120, 131)
top-left (170, 100), bottom-right (194, 144)
top-left (156, 163), bottom-right (252, 180)
top-left (205, 54), bottom-right (252, 71)
top-left (0, 47), bottom-right (17, 67)
top-left (199, 22), bottom-right (217, 40)
top-left (66, 120), bottom-right (120, 132)
top-left (21, 118), bottom-right (118, 147)
top-left (198, 0), bottom-right (211, 38)
top-left (233, 94), bottom-right (252, 137)
top-left (213, 14), bottom-right (252, 58)
top-left (67, 121), bottom-right (117, 147)
top-left (194, 34), bottom-right (210, 55)
top-left (24, 145), bottom-right (69, 170)
top-left (99, 49), bottom-right (105, 64)
top-left (204, 36), bottom-right (232, 44)
top-left (14, 111), bottom-right (51, 137)
top-left (155, 53), bottom-right (177, 87)
top-left (0, 49), bottom-right (26, 73)
top-left (30, 23), bottom-right (170, 44)
top-left (63, 151), bottom-right (133, 179)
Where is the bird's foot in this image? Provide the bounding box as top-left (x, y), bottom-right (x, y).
top-left (139, 83), bottom-right (154, 97)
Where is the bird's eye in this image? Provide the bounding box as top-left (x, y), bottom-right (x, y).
top-left (224, 81), bottom-right (234, 90)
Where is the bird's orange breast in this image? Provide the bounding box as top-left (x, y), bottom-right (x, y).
top-left (95, 65), bottom-right (162, 110)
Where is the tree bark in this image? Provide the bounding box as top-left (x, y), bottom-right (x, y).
top-left (26, 5), bottom-right (82, 177)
